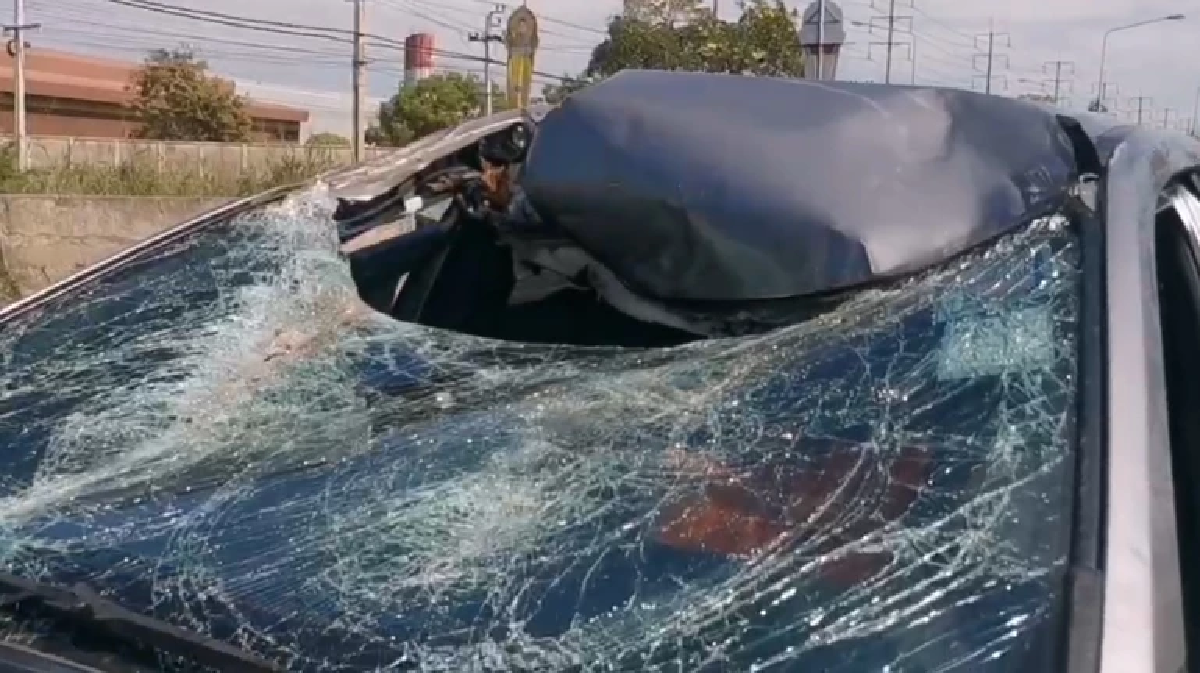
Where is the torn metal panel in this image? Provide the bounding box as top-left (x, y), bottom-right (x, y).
top-left (521, 70), bottom-right (1082, 302)
top-left (322, 107), bottom-right (548, 202)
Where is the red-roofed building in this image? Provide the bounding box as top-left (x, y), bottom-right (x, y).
top-left (0, 48), bottom-right (309, 141)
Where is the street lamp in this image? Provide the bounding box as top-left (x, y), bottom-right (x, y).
top-left (1095, 14), bottom-right (1185, 111)
top-left (1189, 86), bottom-right (1200, 136)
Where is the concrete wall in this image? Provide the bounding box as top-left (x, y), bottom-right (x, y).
top-left (0, 136), bottom-right (391, 175)
top-left (0, 195), bottom-right (230, 299)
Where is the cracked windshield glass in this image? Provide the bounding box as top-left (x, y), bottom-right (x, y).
top-left (0, 187), bottom-right (1080, 671)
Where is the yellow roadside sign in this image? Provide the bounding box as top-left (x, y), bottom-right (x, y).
top-left (505, 6), bottom-right (539, 109)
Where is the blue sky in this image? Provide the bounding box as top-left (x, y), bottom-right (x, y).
top-left (26, 0), bottom-right (1199, 135)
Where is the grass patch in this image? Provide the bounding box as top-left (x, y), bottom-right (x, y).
top-left (0, 142), bottom-right (343, 197)
top-left (0, 244), bottom-right (18, 306)
top-left (0, 271), bottom-right (16, 304)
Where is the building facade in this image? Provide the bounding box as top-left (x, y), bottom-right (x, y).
top-left (0, 48), bottom-right (309, 141)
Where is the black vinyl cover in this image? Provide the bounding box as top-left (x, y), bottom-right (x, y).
top-left (520, 70), bottom-right (1083, 302)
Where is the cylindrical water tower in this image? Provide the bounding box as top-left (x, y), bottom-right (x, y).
top-left (404, 32), bottom-right (435, 87)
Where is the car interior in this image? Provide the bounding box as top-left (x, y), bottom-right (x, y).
top-left (336, 121), bottom-right (711, 349)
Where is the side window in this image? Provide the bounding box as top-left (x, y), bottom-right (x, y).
top-left (1157, 180), bottom-right (1200, 670)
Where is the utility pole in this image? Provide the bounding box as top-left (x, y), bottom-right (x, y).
top-left (815, 0), bottom-right (824, 80)
top-left (883, 0), bottom-right (894, 82)
top-left (1042, 60), bottom-right (1074, 106)
top-left (1191, 87), bottom-right (1200, 136)
top-left (867, 0), bottom-right (911, 84)
top-left (1161, 107), bottom-right (1173, 129)
top-left (1090, 82), bottom-right (1121, 114)
top-left (4, 0), bottom-right (39, 171)
top-left (1129, 95), bottom-right (1152, 125)
top-left (348, 0), bottom-right (366, 163)
top-left (972, 20), bottom-right (1010, 94)
top-left (983, 23), bottom-right (994, 93)
top-left (909, 38), bottom-right (916, 84)
top-left (468, 4), bottom-right (505, 116)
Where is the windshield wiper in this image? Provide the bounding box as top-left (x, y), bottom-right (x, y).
top-left (0, 572), bottom-right (281, 672)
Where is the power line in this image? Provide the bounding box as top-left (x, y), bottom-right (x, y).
top-left (62, 0), bottom-right (1042, 99)
top-left (4, 0), bottom-right (40, 170)
top-left (867, 0), bottom-right (912, 84)
top-left (45, 19), bottom-right (346, 58)
top-left (25, 15), bottom-right (563, 117)
top-left (466, 3), bottom-right (503, 114)
top-left (1042, 60), bottom-right (1073, 106)
top-left (971, 20), bottom-right (1008, 94)
top-left (1129, 95), bottom-right (1151, 124)
top-left (400, 0), bottom-right (596, 44)
top-left (908, 4), bottom-right (974, 46)
top-left (95, 0), bottom-right (572, 81)
top-left (384, 0), bottom-right (473, 35)
top-left (902, 19), bottom-right (978, 88)
top-left (35, 14), bottom-right (565, 82)
top-left (349, 0), bottom-right (366, 162)
top-left (102, 0), bottom-right (363, 41)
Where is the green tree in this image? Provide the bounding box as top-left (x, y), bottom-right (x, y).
top-left (621, 0), bottom-right (710, 26)
top-left (128, 48), bottom-right (252, 142)
top-left (366, 73), bottom-right (507, 146)
top-left (586, 0), bottom-right (804, 80)
top-left (306, 132), bottom-right (349, 146)
top-left (721, 0), bottom-right (807, 77)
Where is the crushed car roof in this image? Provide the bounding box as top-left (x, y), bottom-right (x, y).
top-left (521, 69), bottom-right (1087, 302)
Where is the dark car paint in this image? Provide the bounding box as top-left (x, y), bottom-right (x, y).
top-left (522, 71), bottom-right (1083, 302)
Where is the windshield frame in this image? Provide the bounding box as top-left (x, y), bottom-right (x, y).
top-left (1049, 189), bottom-right (1108, 673)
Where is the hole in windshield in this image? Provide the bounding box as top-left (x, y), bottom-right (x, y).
top-left (0, 189), bottom-right (1080, 671)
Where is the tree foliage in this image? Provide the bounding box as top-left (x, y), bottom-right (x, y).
top-left (587, 0), bottom-right (803, 78)
top-left (367, 73), bottom-right (507, 147)
top-left (373, 1), bottom-right (807, 144)
top-left (306, 132), bottom-right (349, 146)
top-left (128, 49), bottom-right (253, 142)
top-left (620, 0), bottom-right (709, 26)
top-left (540, 0), bottom-right (803, 103)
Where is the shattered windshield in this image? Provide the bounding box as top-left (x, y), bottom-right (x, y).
top-left (0, 188), bottom-right (1080, 672)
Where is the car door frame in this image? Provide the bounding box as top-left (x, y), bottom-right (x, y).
top-left (1099, 129), bottom-right (1200, 673)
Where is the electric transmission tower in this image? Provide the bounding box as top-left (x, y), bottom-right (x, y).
top-left (1042, 60), bottom-right (1074, 106)
top-left (867, 0), bottom-right (913, 84)
top-left (972, 20), bottom-right (1010, 94)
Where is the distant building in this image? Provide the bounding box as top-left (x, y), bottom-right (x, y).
top-left (0, 48), bottom-right (310, 141)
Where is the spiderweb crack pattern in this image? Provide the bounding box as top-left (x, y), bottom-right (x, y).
top-left (0, 187), bottom-right (1080, 672)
